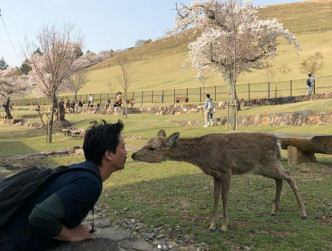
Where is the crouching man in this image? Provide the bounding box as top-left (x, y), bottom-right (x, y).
top-left (0, 120), bottom-right (127, 250)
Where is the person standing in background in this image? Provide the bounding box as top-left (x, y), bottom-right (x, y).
top-left (203, 93), bottom-right (213, 128)
top-left (88, 94), bottom-right (93, 107)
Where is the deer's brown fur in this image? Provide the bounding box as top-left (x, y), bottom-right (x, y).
top-left (131, 130), bottom-right (307, 232)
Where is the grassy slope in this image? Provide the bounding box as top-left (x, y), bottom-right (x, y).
top-left (73, 1), bottom-right (332, 95)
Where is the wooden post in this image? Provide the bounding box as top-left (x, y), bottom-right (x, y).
top-left (200, 87), bottom-right (202, 102)
top-left (226, 102), bottom-right (229, 132)
top-left (214, 86), bottom-right (216, 101)
top-left (247, 83), bottom-right (250, 102)
top-left (268, 82), bottom-right (270, 98)
top-left (174, 89), bottom-right (176, 103)
top-left (152, 90), bottom-right (154, 103)
top-left (290, 80), bottom-right (293, 97)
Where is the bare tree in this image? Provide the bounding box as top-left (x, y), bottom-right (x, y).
top-left (169, 0), bottom-right (300, 131)
top-left (65, 69), bottom-right (88, 101)
top-left (115, 55), bottom-right (132, 119)
top-left (299, 52), bottom-right (324, 75)
top-left (24, 23), bottom-right (83, 143)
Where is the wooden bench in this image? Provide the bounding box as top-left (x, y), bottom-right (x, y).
top-left (273, 133), bottom-right (332, 165)
top-left (62, 128), bottom-right (71, 136)
top-left (175, 97), bottom-right (189, 103)
top-left (71, 130), bottom-right (83, 137)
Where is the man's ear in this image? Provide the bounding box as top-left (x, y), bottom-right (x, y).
top-left (105, 150), bottom-right (113, 161)
top-left (157, 129), bottom-right (166, 137)
top-left (166, 132), bottom-right (180, 147)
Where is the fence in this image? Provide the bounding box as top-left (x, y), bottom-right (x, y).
top-left (12, 75), bottom-right (332, 107)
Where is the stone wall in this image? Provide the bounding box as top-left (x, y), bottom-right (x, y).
top-left (170, 110), bottom-right (332, 127)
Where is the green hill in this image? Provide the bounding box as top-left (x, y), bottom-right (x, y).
top-left (76, 0), bottom-right (332, 95)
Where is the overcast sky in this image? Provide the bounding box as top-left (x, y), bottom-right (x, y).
top-left (0, 0), bottom-right (304, 67)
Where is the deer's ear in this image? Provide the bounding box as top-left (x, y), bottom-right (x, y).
top-left (166, 132), bottom-right (180, 147)
top-left (157, 129), bottom-right (166, 137)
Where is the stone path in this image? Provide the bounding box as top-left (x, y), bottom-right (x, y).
top-left (50, 212), bottom-right (159, 251)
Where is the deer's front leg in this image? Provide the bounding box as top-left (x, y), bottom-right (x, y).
top-left (209, 177), bottom-right (221, 232)
top-left (220, 172), bottom-right (231, 233)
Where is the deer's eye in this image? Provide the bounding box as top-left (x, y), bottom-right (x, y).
top-left (148, 147), bottom-right (155, 151)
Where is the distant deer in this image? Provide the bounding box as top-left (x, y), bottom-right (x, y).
top-left (126, 98), bottom-right (136, 108)
top-left (131, 130), bottom-right (307, 233)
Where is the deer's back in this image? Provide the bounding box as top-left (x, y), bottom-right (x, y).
top-left (197, 132), bottom-right (281, 176)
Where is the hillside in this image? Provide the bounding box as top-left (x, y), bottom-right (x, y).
top-left (76, 0), bottom-right (332, 95)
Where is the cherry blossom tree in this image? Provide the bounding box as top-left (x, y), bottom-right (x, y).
top-left (0, 67), bottom-right (31, 119)
top-left (170, 0), bottom-right (300, 130)
top-left (23, 23), bottom-right (83, 143)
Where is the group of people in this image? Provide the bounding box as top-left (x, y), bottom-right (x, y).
top-left (64, 99), bottom-right (83, 113)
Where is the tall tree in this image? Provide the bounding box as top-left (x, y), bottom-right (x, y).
top-left (0, 57), bottom-right (8, 70)
top-left (116, 55), bottom-right (132, 119)
top-left (19, 59), bottom-right (32, 75)
top-left (170, 0), bottom-right (300, 130)
top-left (23, 23), bottom-right (83, 143)
top-left (65, 69), bottom-right (88, 101)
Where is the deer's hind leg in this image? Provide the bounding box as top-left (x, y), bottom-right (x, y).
top-left (209, 177), bottom-right (221, 232)
top-left (281, 169), bottom-right (307, 219)
top-left (266, 163), bottom-right (307, 219)
top-left (272, 178), bottom-right (283, 216)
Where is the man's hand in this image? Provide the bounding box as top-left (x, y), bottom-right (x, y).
top-left (54, 224), bottom-right (95, 242)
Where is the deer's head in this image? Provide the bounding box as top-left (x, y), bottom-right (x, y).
top-left (131, 130), bottom-right (180, 163)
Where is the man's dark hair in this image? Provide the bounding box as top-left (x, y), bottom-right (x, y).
top-left (83, 120), bottom-right (124, 166)
top-left (206, 93), bottom-right (210, 98)
top-left (308, 73), bottom-right (312, 77)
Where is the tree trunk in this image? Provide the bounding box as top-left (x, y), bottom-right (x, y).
top-left (124, 91), bottom-right (128, 119)
top-left (3, 98), bottom-right (13, 120)
top-left (48, 95), bottom-right (57, 143)
top-left (225, 65), bottom-right (237, 131)
top-left (56, 100), bottom-right (66, 121)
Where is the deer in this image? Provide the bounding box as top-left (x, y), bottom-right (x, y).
top-left (126, 98), bottom-right (136, 108)
top-left (131, 130), bottom-right (307, 233)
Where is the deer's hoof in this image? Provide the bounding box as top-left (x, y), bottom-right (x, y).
top-left (208, 228), bottom-right (215, 233)
top-left (301, 216), bottom-right (307, 220)
top-left (218, 229), bottom-right (226, 234)
top-left (270, 213), bottom-right (276, 216)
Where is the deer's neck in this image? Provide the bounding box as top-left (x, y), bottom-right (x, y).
top-left (168, 138), bottom-right (205, 166)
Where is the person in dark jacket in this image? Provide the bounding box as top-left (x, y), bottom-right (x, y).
top-left (0, 120), bottom-right (127, 251)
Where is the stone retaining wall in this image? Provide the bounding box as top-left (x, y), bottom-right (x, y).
top-left (170, 110), bottom-right (332, 127)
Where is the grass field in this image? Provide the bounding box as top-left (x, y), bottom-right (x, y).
top-left (0, 98), bottom-right (331, 250)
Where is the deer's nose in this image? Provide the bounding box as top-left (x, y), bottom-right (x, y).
top-left (131, 153), bottom-right (136, 159)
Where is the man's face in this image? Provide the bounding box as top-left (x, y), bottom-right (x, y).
top-left (110, 135), bottom-right (127, 171)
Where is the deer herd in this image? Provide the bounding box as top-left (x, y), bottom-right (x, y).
top-left (132, 130), bottom-right (307, 233)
